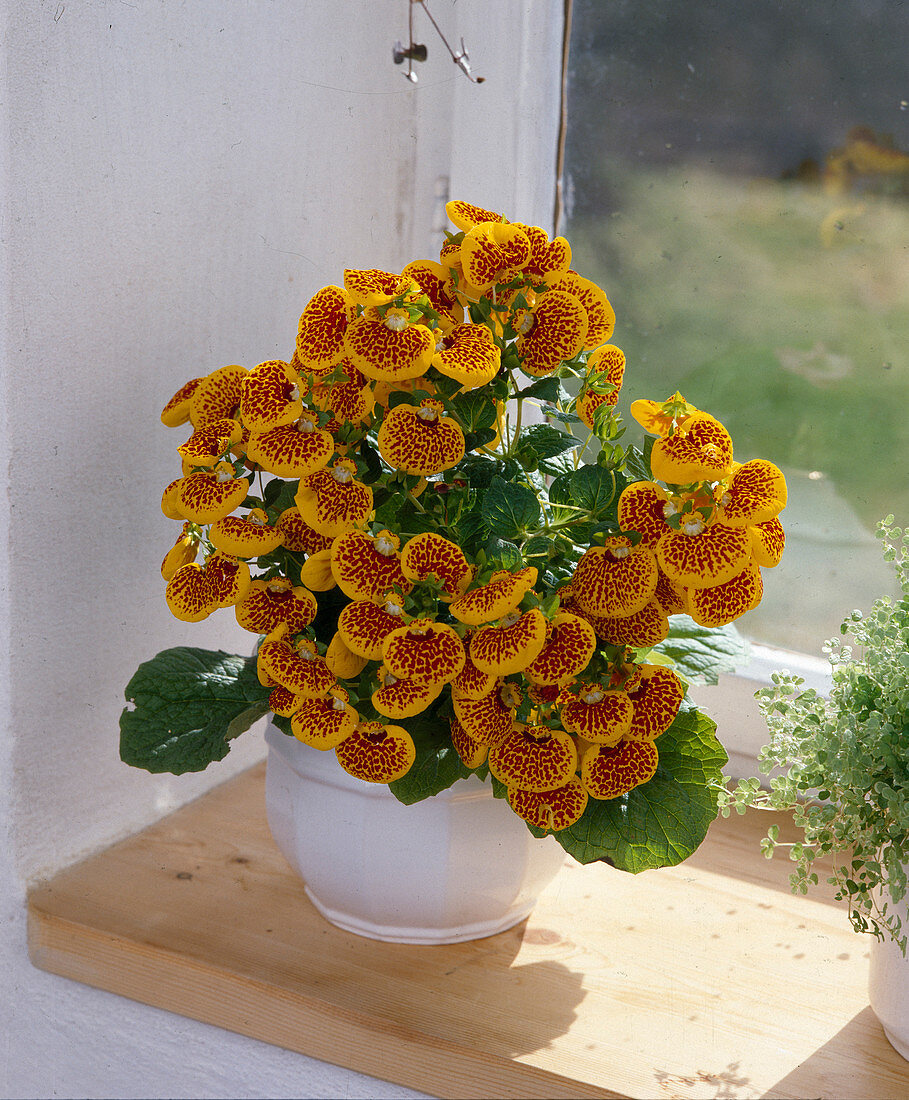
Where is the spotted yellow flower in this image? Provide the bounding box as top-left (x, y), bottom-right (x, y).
top-left (515, 289), bottom-right (589, 378)
top-left (449, 566), bottom-right (537, 627)
top-left (432, 323), bottom-right (501, 390)
top-left (650, 412), bottom-right (735, 485)
top-left (571, 537), bottom-right (658, 618)
top-left (295, 285), bottom-right (355, 374)
top-left (245, 412), bottom-right (334, 480)
top-left (161, 523), bottom-right (200, 581)
top-left (177, 418), bottom-right (243, 468)
top-left (656, 518), bottom-right (752, 590)
top-left (377, 398), bottom-right (465, 476)
top-left (335, 721), bottom-right (416, 783)
top-left (750, 518), bottom-right (785, 568)
top-left (507, 775), bottom-right (589, 832)
top-left (523, 611), bottom-right (597, 687)
top-left (330, 529), bottom-right (412, 602)
top-left (234, 576), bottom-right (317, 636)
top-left (257, 625), bottom-right (335, 699)
top-left (371, 665), bottom-right (443, 719)
top-left (488, 725), bottom-right (578, 794)
top-left (623, 665), bottom-right (685, 742)
top-left (550, 271), bottom-right (616, 351)
top-left (449, 717), bottom-right (490, 769)
top-left (630, 392), bottom-right (700, 438)
top-left (337, 598), bottom-right (407, 660)
top-left (209, 508), bottom-right (283, 558)
top-left (401, 259), bottom-right (464, 332)
top-left (165, 563), bottom-right (215, 623)
top-left (446, 199), bottom-right (508, 231)
top-left (344, 306), bottom-right (435, 384)
top-left (382, 619), bottom-right (466, 686)
top-left (581, 739), bottom-right (659, 800)
top-left (512, 223), bottom-right (573, 287)
top-left (174, 461), bottom-right (250, 524)
top-left (291, 688), bottom-right (359, 750)
top-left (400, 532), bottom-right (473, 601)
top-left (324, 631), bottom-right (369, 679)
top-left (717, 460), bottom-right (788, 527)
top-left (294, 459), bottom-right (373, 538)
top-left (459, 221), bottom-right (532, 295)
top-left (188, 364), bottom-right (248, 428)
top-left (161, 377), bottom-right (203, 428)
top-left (686, 560), bottom-right (764, 628)
top-left (274, 507), bottom-right (333, 556)
top-left (239, 360), bottom-right (303, 434)
top-left (469, 607), bottom-right (548, 677)
top-left (452, 680), bottom-right (520, 745)
top-left (558, 682), bottom-right (633, 745)
top-left (309, 362), bottom-right (375, 427)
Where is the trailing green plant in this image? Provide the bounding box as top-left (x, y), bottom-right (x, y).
top-left (721, 517), bottom-right (909, 951)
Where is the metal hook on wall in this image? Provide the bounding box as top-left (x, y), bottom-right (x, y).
top-left (392, 0), bottom-right (485, 85)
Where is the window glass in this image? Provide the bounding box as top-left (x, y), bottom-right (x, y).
top-left (562, 0), bottom-right (908, 654)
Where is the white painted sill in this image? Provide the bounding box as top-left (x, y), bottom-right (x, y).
top-left (688, 643), bottom-right (833, 781)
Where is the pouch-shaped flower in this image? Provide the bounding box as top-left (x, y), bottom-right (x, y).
top-left (239, 359), bottom-right (303, 434)
top-left (488, 725), bottom-right (578, 794)
top-left (295, 285), bottom-right (355, 373)
top-left (571, 537), bottom-right (658, 618)
top-left (377, 398), bottom-right (465, 476)
top-left (581, 738), bottom-right (659, 800)
top-left (382, 619), bottom-right (466, 686)
top-left (507, 774), bottom-right (588, 832)
top-left (330, 529), bottom-right (412, 602)
top-left (295, 459), bottom-right (373, 538)
top-left (335, 721), bottom-right (416, 783)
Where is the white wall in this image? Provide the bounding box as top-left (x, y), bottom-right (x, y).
top-left (0, 3), bottom-right (563, 1096)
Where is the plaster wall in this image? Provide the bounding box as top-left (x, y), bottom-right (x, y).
top-left (0, 3), bottom-right (563, 1096)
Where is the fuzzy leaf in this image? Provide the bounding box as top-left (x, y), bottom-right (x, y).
top-left (654, 615), bottom-right (750, 685)
top-left (480, 476), bottom-right (541, 539)
top-left (120, 648), bottom-right (271, 774)
top-left (521, 424), bottom-right (579, 460)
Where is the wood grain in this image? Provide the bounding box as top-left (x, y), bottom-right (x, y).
top-left (27, 762), bottom-right (909, 1099)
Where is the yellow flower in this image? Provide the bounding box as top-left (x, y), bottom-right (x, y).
top-left (239, 360), bottom-right (303, 434)
top-left (507, 775), bottom-right (589, 832)
top-left (522, 612), bottom-right (597, 687)
top-left (400, 532), bottom-right (473, 601)
top-left (174, 461), bottom-right (250, 524)
top-left (291, 688), bottom-right (359, 750)
top-left (245, 412), bottom-right (334, 480)
top-left (488, 725), bottom-right (578, 793)
top-left (234, 577), bottom-right (317, 636)
top-left (335, 721), bottom-right (416, 783)
top-left (571, 537), bottom-right (658, 618)
top-left (344, 306), bottom-right (435, 384)
top-left (576, 345), bottom-right (626, 430)
top-left (432, 323), bottom-right (501, 390)
top-left (188, 364), bottom-right (248, 429)
top-left (382, 619), bottom-right (466, 686)
top-left (650, 412), bottom-right (735, 484)
top-left (469, 608), bottom-right (548, 676)
top-left (459, 221), bottom-right (532, 294)
top-left (514, 289), bottom-right (589, 378)
top-left (209, 508), bottom-right (283, 558)
top-left (330, 529), bottom-right (412, 602)
top-left (581, 739), bottom-right (659, 800)
top-left (295, 285), bottom-right (355, 373)
top-left (294, 459), bottom-right (373, 538)
top-left (377, 398), bottom-right (465, 476)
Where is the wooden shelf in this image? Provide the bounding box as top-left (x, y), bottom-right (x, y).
top-left (28, 762), bottom-right (909, 1099)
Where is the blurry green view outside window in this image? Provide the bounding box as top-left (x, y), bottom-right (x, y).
top-left (561, 0), bottom-right (908, 655)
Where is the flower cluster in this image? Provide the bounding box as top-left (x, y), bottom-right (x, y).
top-left (150, 198), bottom-right (787, 859)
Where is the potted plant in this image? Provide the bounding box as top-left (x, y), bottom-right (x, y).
top-left (121, 198), bottom-right (788, 942)
top-left (722, 517), bottom-right (909, 1056)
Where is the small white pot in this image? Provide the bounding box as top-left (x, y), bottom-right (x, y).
top-left (869, 881), bottom-right (909, 1060)
top-left (264, 722), bottom-right (567, 944)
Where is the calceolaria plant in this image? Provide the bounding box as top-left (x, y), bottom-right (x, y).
top-left (723, 519), bottom-right (909, 949)
top-left (121, 198), bottom-right (788, 873)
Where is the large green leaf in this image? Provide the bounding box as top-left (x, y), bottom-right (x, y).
top-left (654, 615), bottom-right (750, 685)
top-left (550, 703), bottom-right (728, 871)
top-left (550, 463), bottom-right (619, 519)
top-left (480, 476), bottom-right (541, 540)
top-left (520, 424), bottom-right (579, 460)
top-left (120, 648), bottom-right (271, 774)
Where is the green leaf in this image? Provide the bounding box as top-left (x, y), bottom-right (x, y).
top-left (480, 476), bottom-right (541, 540)
top-left (654, 615), bottom-right (750, 685)
top-left (120, 648), bottom-right (271, 774)
top-left (521, 424), bottom-right (579, 460)
top-left (623, 439), bottom-right (655, 483)
top-left (550, 463), bottom-right (619, 520)
top-left (388, 712), bottom-right (473, 804)
top-left (454, 389), bottom-right (499, 432)
top-left (552, 703), bottom-right (728, 871)
top-left (484, 536), bottom-right (523, 570)
top-left (517, 377), bottom-right (562, 403)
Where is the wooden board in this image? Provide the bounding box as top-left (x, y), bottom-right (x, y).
top-left (28, 762), bottom-right (909, 1099)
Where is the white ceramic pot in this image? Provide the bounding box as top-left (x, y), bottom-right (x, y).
top-left (264, 721), bottom-right (567, 944)
top-left (869, 879), bottom-right (909, 1060)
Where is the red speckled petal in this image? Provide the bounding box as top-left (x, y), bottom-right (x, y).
top-left (382, 620), bottom-right (466, 686)
top-left (651, 413), bottom-right (734, 484)
top-left (618, 482), bottom-right (671, 549)
top-left (295, 462), bottom-right (374, 538)
top-left (750, 518), bottom-right (785, 567)
top-left (657, 522), bottom-right (751, 589)
top-left (337, 600), bottom-right (406, 659)
top-left (446, 200), bottom-right (507, 231)
top-left (488, 726), bottom-right (578, 793)
top-left (460, 222), bottom-right (532, 293)
top-left (577, 344), bottom-right (626, 429)
top-left (235, 578), bottom-right (317, 635)
top-left (377, 399), bottom-right (465, 475)
top-left (552, 272), bottom-right (615, 350)
top-left (517, 290), bottom-right (589, 378)
top-left (572, 539), bottom-right (658, 617)
top-left (202, 551), bottom-right (251, 609)
top-left (165, 562), bottom-right (214, 622)
top-left (523, 612), bottom-right (597, 686)
top-left (335, 721), bottom-right (416, 783)
top-left (433, 323), bottom-right (501, 389)
top-left (508, 775), bottom-right (588, 831)
top-left (330, 529), bottom-right (412, 602)
top-left (400, 532), bottom-right (473, 599)
top-left (559, 685), bottom-right (633, 745)
top-left (344, 310), bottom-right (435, 383)
top-left (449, 567), bottom-right (537, 627)
top-left (161, 377), bottom-right (204, 427)
top-left (371, 668), bottom-right (442, 719)
top-left (246, 419), bottom-right (334, 479)
top-left (719, 460), bottom-right (787, 527)
top-left (581, 739), bottom-right (659, 799)
top-left (176, 468), bottom-right (250, 524)
top-left (591, 600), bottom-right (670, 648)
top-left (291, 691), bottom-right (359, 750)
top-left (469, 608), bottom-right (548, 676)
top-left (624, 666), bottom-right (685, 741)
top-left (275, 507), bottom-right (333, 554)
top-left (452, 682), bottom-right (518, 745)
top-left (189, 364), bottom-right (248, 428)
top-left (239, 360), bottom-right (303, 434)
top-left (295, 285), bottom-right (354, 372)
top-left (449, 717), bottom-right (489, 769)
top-left (687, 560), bottom-right (763, 628)
top-left (177, 418), bottom-right (243, 467)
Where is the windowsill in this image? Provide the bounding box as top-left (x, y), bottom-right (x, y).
top-left (27, 760), bottom-right (907, 1099)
